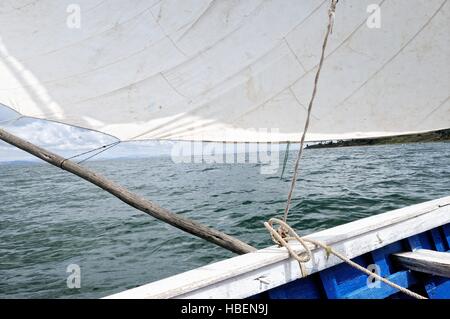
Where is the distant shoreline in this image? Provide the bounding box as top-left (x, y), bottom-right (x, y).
top-left (305, 129), bottom-right (450, 149)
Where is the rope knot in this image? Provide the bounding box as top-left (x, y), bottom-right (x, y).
top-left (264, 218), bottom-right (313, 265)
top-left (277, 224), bottom-right (289, 239)
top-left (264, 218), bottom-right (427, 298)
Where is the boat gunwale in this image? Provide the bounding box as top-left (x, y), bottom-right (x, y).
top-left (104, 196), bottom-right (450, 299)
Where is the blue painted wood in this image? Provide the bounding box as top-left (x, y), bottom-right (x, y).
top-left (407, 227), bottom-right (450, 298)
top-left (430, 228), bottom-right (446, 252)
top-left (371, 241), bottom-right (405, 276)
top-left (407, 235), bottom-right (422, 250)
top-left (442, 224), bottom-right (450, 248)
top-left (318, 269), bottom-right (339, 299)
top-left (425, 276), bottom-right (450, 299)
top-left (250, 224), bottom-right (450, 299)
top-left (344, 271), bottom-right (417, 299)
top-left (418, 227), bottom-right (450, 299)
top-left (267, 275), bottom-right (323, 299)
top-left (407, 231), bottom-right (434, 251)
top-left (319, 255), bottom-right (372, 298)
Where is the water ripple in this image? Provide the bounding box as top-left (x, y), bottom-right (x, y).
top-left (0, 142), bottom-right (449, 298)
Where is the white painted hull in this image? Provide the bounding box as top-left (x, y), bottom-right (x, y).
top-left (105, 196), bottom-right (450, 299)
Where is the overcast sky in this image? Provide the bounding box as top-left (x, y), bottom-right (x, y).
top-left (0, 105), bottom-right (174, 162)
top-left (0, 104), bottom-right (295, 163)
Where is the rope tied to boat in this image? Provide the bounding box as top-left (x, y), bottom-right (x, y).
top-left (266, 0), bottom-right (427, 300)
top-left (264, 218), bottom-right (427, 299)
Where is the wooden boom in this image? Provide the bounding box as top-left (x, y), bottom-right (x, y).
top-left (0, 128), bottom-right (256, 255)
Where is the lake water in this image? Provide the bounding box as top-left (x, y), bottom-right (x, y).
top-left (0, 142), bottom-right (449, 298)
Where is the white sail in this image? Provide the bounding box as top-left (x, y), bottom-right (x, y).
top-left (0, 0), bottom-right (448, 142)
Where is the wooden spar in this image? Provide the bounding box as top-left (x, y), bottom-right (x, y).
top-left (393, 249), bottom-right (450, 278)
top-left (0, 128), bottom-right (256, 255)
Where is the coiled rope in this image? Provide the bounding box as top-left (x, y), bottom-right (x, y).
top-left (266, 0), bottom-right (427, 299)
top-left (264, 218), bottom-right (427, 299)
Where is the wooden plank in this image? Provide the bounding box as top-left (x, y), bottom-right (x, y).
top-left (393, 249), bottom-right (450, 278)
top-left (0, 128), bottom-right (255, 255)
top-left (105, 197), bottom-right (450, 299)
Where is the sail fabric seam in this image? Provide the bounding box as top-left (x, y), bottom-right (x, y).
top-left (326, 0), bottom-right (448, 117)
top-left (127, 0), bottom-right (387, 142)
top-left (1, 0), bottom-right (448, 143)
top-left (421, 95), bottom-right (450, 124)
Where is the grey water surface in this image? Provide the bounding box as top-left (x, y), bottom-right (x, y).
top-left (0, 142), bottom-right (449, 298)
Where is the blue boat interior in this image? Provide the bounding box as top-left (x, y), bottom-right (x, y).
top-left (250, 223), bottom-right (450, 299)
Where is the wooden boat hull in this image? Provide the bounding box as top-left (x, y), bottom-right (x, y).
top-left (252, 223), bottom-right (450, 299)
top-left (105, 197), bottom-right (450, 299)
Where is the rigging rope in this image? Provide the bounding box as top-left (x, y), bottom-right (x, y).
top-left (66, 141), bottom-right (120, 161)
top-left (282, 0), bottom-right (338, 224)
top-left (266, 0), bottom-right (427, 299)
top-left (59, 141), bottom-right (121, 167)
top-left (0, 116), bottom-right (22, 127)
top-left (280, 142), bottom-right (290, 179)
top-left (0, 116), bottom-right (120, 165)
top-left (264, 218), bottom-right (427, 299)
top-left (76, 141), bottom-right (120, 164)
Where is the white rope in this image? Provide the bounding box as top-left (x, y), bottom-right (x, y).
top-left (264, 218), bottom-right (427, 299)
top-left (282, 0), bottom-right (338, 223)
